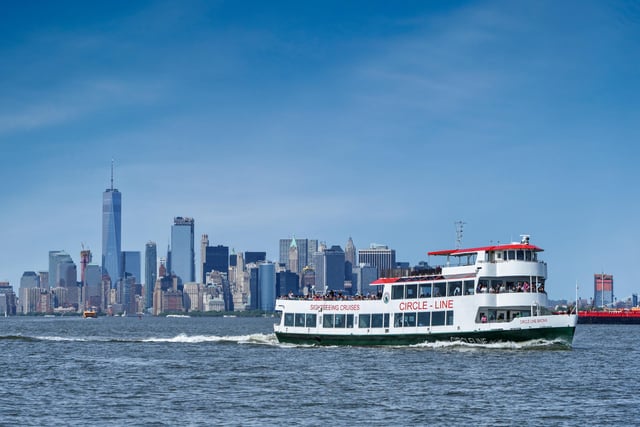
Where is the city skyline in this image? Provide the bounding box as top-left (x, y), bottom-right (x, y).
top-left (1, 1), bottom-right (640, 301)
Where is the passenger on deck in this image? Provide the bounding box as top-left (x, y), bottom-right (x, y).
top-left (454, 287), bottom-right (461, 296)
top-left (481, 314), bottom-right (487, 323)
top-left (523, 282), bottom-right (530, 292)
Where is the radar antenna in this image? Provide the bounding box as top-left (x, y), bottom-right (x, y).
top-left (455, 220), bottom-right (466, 249)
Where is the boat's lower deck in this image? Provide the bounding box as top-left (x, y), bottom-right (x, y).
top-left (275, 325), bottom-right (576, 346)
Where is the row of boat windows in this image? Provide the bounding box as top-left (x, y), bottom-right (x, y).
top-left (282, 311), bottom-right (455, 328)
top-left (392, 280), bottom-right (475, 299)
top-left (493, 250), bottom-right (539, 262)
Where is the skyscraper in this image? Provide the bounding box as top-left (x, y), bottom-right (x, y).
top-left (258, 262), bottom-right (276, 311)
top-left (145, 242), bottom-right (157, 310)
top-left (171, 217), bottom-right (195, 283)
top-left (358, 244), bottom-right (396, 276)
top-left (122, 251), bottom-right (141, 283)
top-left (203, 245), bottom-right (229, 281)
top-left (102, 162), bottom-right (122, 285)
top-left (49, 250), bottom-right (73, 288)
top-left (279, 238), bottom-right (318, 272)
top-left (594, 273), bottom-right (613, 308)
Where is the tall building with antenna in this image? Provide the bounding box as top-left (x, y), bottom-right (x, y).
top-left (102, 161), bottom-right (122, 286)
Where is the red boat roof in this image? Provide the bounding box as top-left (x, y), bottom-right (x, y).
top-left (428, 243), bottom-right (543, 256)
top-left (370, 277), bottom-right (399, 285)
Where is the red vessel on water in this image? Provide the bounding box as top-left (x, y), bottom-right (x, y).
top-left (578, 309), bottom-right (640, 324)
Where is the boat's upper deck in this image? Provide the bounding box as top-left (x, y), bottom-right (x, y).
top-left (423, 235), bottom-right (546, 279)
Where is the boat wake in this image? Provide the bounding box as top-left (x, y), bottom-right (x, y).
top-left (0, 333), bottom-right (280, 346)
top-left (141, 333), bottom-right (278, 345)
top-left (411, 338), bottom-right (572, 351)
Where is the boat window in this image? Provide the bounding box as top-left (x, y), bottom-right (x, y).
top-left (496, 251), bottom-right (502, 260)
top-left (431, 311), bottom-right (445, 326)
top-left (464, 280), bottom-right (475, 295)
top-left (392, 285), bottom-right (404, 300)
top-left (284, 313), bottom-right (294, 327)
top-left (448, 281), bottom-right (462, 296)
top-left (306, 313), bottom-right (317, 328)
top-left (372, 313), bottom-right (383, 328)
top-left (335, 314), bottom-right (345, 328)
top-left (419, 283), bottom-right (431, 298)
top-left (394, 313), bottom-right (403, 328)
top-left (525, 251), bottom-right (532, 261)
top-left (417, 311), bottom-right (430, 327)
top-left (295, 313), bottom-right (305, 327)
top-left (446, 311), bottom-right (454, 325)
top-left (508, 250), bottom-right (515, 260)
top-left (323, 314), bottom-right (334, 328)
top-left (532, 252), bottom-right (538, 261)
top-left (405, 284), bottom-right (417, 299)
top-left (346, 314), bottom-right (354, 328)
top-left (517, 250), bottom-right (524, 260)
top-left (384, 313), bottom-right (390, 328)
top-left (359, 314), bottom-right (371, 328)
top-left (433, 282), bottom-right (445, 297)
top-left (404, 312), bottom-right (417, 327)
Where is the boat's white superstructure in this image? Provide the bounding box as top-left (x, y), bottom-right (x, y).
top-left (274, 236), bottom-right (577, 346)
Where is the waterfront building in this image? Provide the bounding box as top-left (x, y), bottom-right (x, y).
top-left (352, 264), bottom-right (379, 296)
top-left (203, 244), bottom-right (229, 281)
top-left (80, 249), bottom-right (92, 287)
top-left (183, 282), bottom-right (203, 312)
top-left (358, 244), bottom-right (396, 276)
top-left (245, 251), bottom-right (266, 264)
top-left (312, 245), bottom-right (346, 293)
top-left (84, 264), bottom-right (102, 309)
top-left (258, 262), bottom-right (276, 311)
top-left (38, 271), bottom-right (49, 290)
top-left (20, 271), bottom-right (39, 289)
top-left (56, 261), bottom-right (78, 308)
top-left (247, 264), bottom-right (259, 310)
top-left (145, 242), bottom-right (157, 310)
top-left (171, 217), bottom-right (195, 283)
top-left (0, 282), bottom-right (17, 315)
top-left (594, 273), bottom-right (614, 308)
top-left (200, 234), bottom-right (209, 284)
top-left (19, 272), bottom-right (39, 314)
top-left (288, 238), bottom-right (299, 274)
top-left (122, 251), bottom-right (141, 284)
top-left (345, 237), bottom-right (356, 267)
top-left (102, 163), bottom-right (122, 284)
top-left (279, 238), bottom-right (318, 273)
top-left (301, 266), bottom-right (315, 295)
top-left (277, 270), bottom-right (299, 297)
top-left (48, 251), bottom-right (73, 288)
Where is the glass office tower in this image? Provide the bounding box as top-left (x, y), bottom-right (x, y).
top-left (171, 217), bottom-right (195, 283)
top-left (102, 167), bottom-right (122, 286)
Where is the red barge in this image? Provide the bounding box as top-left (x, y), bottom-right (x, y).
top-left (578, 309), bottom-right (640, 324)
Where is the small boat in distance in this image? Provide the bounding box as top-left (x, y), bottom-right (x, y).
top-left (274, 235), bottom-right (577, 346)
top-left (83, 308), bottom-right (98, 319)
top-left (166, 314), bottom-right (191, 318)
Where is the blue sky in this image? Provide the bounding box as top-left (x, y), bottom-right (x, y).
top-left (1, 0), bottom-right (639, 301)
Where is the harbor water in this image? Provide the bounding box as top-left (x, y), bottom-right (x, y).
top-left (1, 316), bottom-right (637, 426)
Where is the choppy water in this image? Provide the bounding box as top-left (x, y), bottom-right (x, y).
top-left (0, 316), bottom-right (637, 426)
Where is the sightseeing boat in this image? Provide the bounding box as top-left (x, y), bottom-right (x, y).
top-left (274, 236), bottom-right (577, 346)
